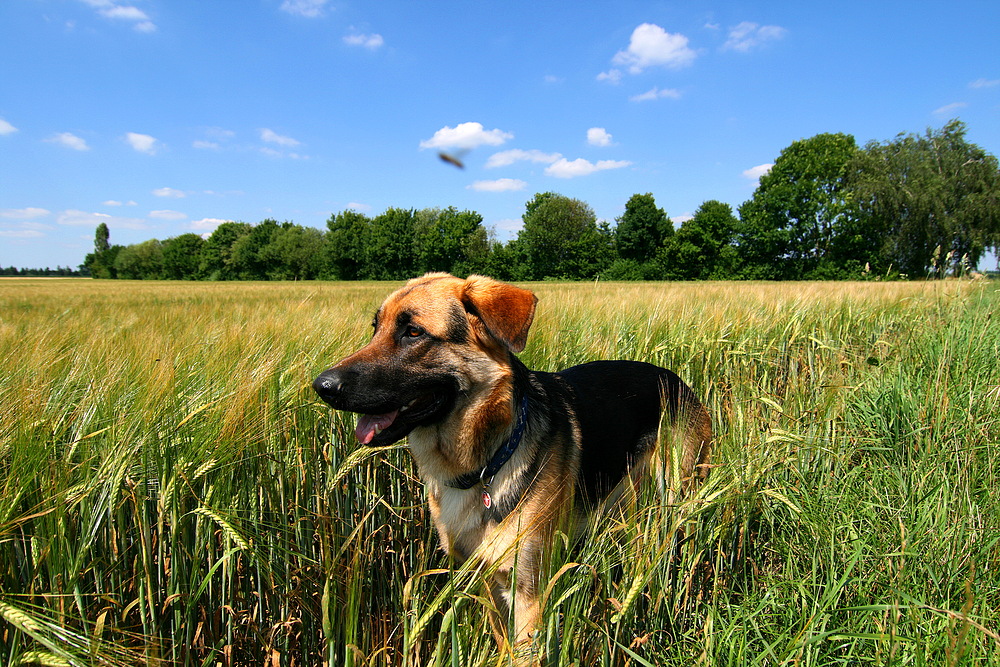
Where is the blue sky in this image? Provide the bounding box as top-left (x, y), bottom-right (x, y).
top-left (2, 0), bottom-right (999, 270)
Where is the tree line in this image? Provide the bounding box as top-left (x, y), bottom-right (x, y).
top-left (83, 120), bottom-right (1000, 282)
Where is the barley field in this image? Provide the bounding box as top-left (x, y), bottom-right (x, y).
top-left (1, 278), bottom-right (998, 666)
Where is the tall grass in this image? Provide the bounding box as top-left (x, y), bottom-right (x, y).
top-left (1, 278), bottom-right (998, 665)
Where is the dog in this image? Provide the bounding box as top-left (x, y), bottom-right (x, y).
top-left (312, 273), bottom-right (711, 658)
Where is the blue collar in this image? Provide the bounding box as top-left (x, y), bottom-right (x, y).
top-left (446, 393), bottom-right (529, 490)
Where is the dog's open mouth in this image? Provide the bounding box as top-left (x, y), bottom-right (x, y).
top-left (354, 392), bottom-right (452, 446)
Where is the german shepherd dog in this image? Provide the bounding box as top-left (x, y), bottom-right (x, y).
top-left (312, 273), bottom-right (711, 658)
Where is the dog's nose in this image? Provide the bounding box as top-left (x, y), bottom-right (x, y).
top-left (313, 368), bottom-right (348, 403)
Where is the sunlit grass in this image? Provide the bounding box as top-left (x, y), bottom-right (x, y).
top-left (1, 278), bottom-right (998, 665)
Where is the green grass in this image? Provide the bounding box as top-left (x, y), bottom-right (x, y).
top-left (1, 278), bottom-right (998, 666)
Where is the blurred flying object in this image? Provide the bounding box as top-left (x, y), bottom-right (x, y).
top-left (438, 148), bottom-right (469, 169)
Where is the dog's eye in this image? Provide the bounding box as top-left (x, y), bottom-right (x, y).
top-left (404, 325), bottom-right (424, 338)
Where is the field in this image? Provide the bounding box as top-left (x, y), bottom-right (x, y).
top-left (1, 278), bottom-right (999, 666)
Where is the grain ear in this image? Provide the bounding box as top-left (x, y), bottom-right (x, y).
top-left (461, 275), bottom-right (538, 353)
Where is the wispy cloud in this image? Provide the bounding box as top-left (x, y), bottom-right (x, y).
top-left (420, 122), bottom-right (513, 150)
top-left (970, 78), bottom-right (1000, 89)
top-left (280, 0), bottom-right (329, 18)
top-left (148, 210), bottom-right (187, 221)
top-left (933, 101), bottom-right (968, 116)
top-left (260, 128), bottom-right (301, 147)
top-left (1, 208), bottom-right (51, 220)
top-left (743, 163), bottom-right (773, 181)
top-left (468, 178), bottom-right (528, 192)
top-left (344, 32), bottom-right (384, 50)
top-left (56, 209), bottom-right (146, 229)
top-left (46, 132), bottom-right (90, 151)
top-left (0, 118), bottom-right (17, 136)
top-left (125, 132), bottom-right (159, 154)
top-left (723, 22), bottom-right (787, 52)
top-left (629, 87), bottom-right (682, 103)
top-left (152, 187), bottom-right (186, 198)
top-left (600, 23), bottom-right (696, 83)
top-left (545, 158), bottom-right (631, 179)
top-left (485, 149), bottom-right (561, 168)
top-left (79, 0), bottom-right (156, 32)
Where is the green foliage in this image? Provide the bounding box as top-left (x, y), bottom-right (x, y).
top-left (77, 120), bottom-right (999, 283)
top-left (200, 221), bottom-right (252, 280)
top-left (737, 133), bottom-right (859, 279)
top-left (517, 192), bottom-right (613, 279)
top-left (659, 200), bottom-right (740, 280)
top-left (615, 192), bottom-right (672, 263)
top-left (161, 233), bottom-right (206, 280)
top-left (114, 239), bottom-right (164, 279)
top-left (325, 209), bottom-right (370, 280)
top-left (847, 119), bottom-right (1000, 277)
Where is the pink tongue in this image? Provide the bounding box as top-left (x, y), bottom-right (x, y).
top-left (355, 410), bottom-right (399, 444)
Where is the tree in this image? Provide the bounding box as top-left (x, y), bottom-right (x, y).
top-left (84, 223), bottom-right (118, 278)
top-left (364, 208), bottom-right (417, 280)
top-left (114, 239), bottom-right (164, 279)
top-left (266, 225), bottom-right (325, 280)
top-left (615, 193), bottom-right (673, 263)
top-left (517, 193), bottom-right (612, 280)
top-left (659, 200), bottom-right (739, 279)
top-left (737, 133), bottom-right (859, 279)
top-left (161, 233), bottom-right (205, 280)
top-left (325, 210), bottom-right (370, 280)
top-left (95, 223), bottom-right (110, 253)
top-left (229, 219), bottom-right (282, 280)
top-left (413, 207), bottom-right (485, 276)
top-left (200, 222), bottom-right (251, 280)
top-left (847, 119), bottom-right (1000, 277)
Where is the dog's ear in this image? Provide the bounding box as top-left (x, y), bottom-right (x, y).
top-left (461, 275), bottom-right (538, 353)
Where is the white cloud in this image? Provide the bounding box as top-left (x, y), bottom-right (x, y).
top-left (629, 86), bottom-right (682, 102)
top-left (57, 209), bottom-right (146, 229)
top-left (80, 1), bottom-right (157, 32)
top-left (149, 210), bottom-right (187, 221)
top-left (126, 132), bottom-right (159, 154)
top-left (723, 22), bottom-right (787, 52)
top-left (0, 229), bottom-right (46, 239)
top-left (970, 78), bottom-right (1000, 89)
top-left (344, 32), bottom-right (384, 49)
top-left (933, 102), bottom-right (968, 115)
top-left (193, 140), bottom-right (220, 150)
top-left (485, 149), bottom-right (562, 168)
top-left (1, 207), bottom-right (50, 219)
top-left (102, 6), bottom-right (147, 21)
top-left (468, 178), bottom-right (528, 192)
top-left (597, 69), bottom-right (623, 85)
top-left (46, 132), bottom-right (90, 151)
top-left (345, 202), bottom-right (372, 212)
top-left (545, 158), bottom-right (631, 179)
top-left (0, 119), bottom-right (17, 136)
top-left (103, 200), bottom-right (137, 206)
top-left (191, 218), bottom-right (228, 232)
top-left (742, 163), bottom-right (773, 181)
top-left (260, 128), bottom-right (301, 147)
top-left (420, 122), bottom-right (513, 150)
top-left (611, 23), bottom-right (696, 74)
top-left (280, 0), bottom-right (329, 17)
top-left (587, 127), bottom-right (614, 147)
top-left (153, 187), bottom-right (186, 198)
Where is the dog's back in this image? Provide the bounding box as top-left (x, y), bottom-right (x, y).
top-left (541, 360), bottom-right (712, 504)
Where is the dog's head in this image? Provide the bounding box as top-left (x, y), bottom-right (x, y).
top-left (313, 273), bottom-right (537, 447)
